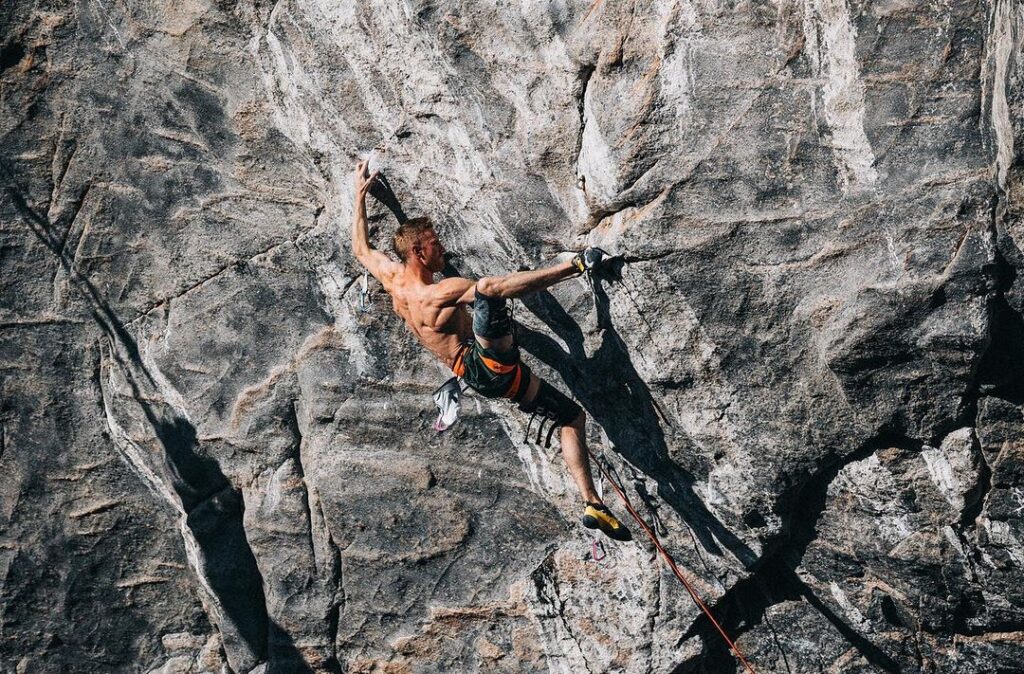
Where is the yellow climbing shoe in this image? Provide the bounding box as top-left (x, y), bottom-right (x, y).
top-left (582, 502), bottom-right (632, 542)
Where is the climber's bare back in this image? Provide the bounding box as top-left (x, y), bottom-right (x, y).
top-left (388, 274), bottom-right (474, 367)
top-left (363, 239), bottom-right (477, 368)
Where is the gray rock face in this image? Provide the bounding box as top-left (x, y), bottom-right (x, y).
top-left (1, 0), bottom-right (1023, 672)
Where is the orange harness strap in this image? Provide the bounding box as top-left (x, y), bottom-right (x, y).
top-left (503, 364), bottom-right (524, 400)
top-left (453, 344), bottom-right (525, 401)
top-left (479, 354), bottom-right (517, 374)
top-left (451, 345), bottom-right (468, 378)
top-left (589, 450), bottom-right (758, 674)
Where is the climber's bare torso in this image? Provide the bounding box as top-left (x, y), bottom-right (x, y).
top-left (361, 230), bottom-right (479, 368)
top-left (386, 274), bottom-right (474, 367)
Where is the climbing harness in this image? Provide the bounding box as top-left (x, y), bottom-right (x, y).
top-left (588, 449), bottom-right (758, 674)
top-left (519, 380), bottom-right (582, 448)
top-left (522, 409), bottom-right (558, 448)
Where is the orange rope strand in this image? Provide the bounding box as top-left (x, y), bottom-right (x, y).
top-left (589, 451), bottom-right (758, 674)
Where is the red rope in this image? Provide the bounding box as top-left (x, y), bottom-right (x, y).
top-left (589, 451), bottom-right (758, 674)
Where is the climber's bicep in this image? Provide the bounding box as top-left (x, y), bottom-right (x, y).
top-left (428, 277), bottom-right (477, 308)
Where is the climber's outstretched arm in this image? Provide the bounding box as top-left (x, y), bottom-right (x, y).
top-left (477, 261), bottom-right (578, 299)
top-left (352, 159), bottom-right (401, 287)
top-left (427, 276), bottom-right (478, 308)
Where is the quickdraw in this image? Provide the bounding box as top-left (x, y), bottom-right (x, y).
top-left (357, 272), bottom-right (371, 313)
top-left (523, 409), bottom-right (560, 448)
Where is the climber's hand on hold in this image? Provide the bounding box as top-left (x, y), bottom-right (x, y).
top-left (354, 159), bottom-right (379, 200)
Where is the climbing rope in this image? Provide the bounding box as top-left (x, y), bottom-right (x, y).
top-left (588, 449), bottom-right (758, 674)
top-left (574, 260), bottom-right (755, 670)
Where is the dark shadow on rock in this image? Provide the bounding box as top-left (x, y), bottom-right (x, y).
top-left (677, 435), bottom-right (913, 673)
top-left (793, 573), bottom-right (902, 673)
top-left (771, 434), bottom-right (914, 672)
top-left (1, 158), bottom-right (149, 370)
top-left (977, 230), bottom-right (1024, 404)
top-left (101, 356), bottom-right (271, 665)
top-left (186, 487), bottom-right (270, 661)
top-left (978, 295), bottom-right (1024, 403)
top-left (268, 620), bottom-right (319, 674)
top-left (515, 273), bottom-right (914, 670)
top-left (368, 173), bottom-right (407, 225)
top-left (669, 554), bottom-right (799, 674)
top-left (154, 416), bottom-right (230, 510)
top-left (1, 158), bottom-right (273, 665)
top-left (515, 280), bottom-right (758, 569)
top-left (672, 558), bottom-right (901, 674)
top-left (441, 252), bottom-right (465, 280)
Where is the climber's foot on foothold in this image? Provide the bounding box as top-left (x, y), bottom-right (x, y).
top-left (582, 502), bottom-right (632, 541)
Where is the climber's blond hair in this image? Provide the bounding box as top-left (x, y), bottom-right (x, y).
top-left (392, 217), bottom-right (434, 262)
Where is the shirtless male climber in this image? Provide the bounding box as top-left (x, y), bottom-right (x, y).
top-left (351, 159), bottom-right (631, 542)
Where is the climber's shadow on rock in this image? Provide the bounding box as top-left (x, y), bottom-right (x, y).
top-left (516, 279), bottom-right (758, 569)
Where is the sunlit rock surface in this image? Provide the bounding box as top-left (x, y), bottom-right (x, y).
top-left (1, 1), bottom-right (1022, 672)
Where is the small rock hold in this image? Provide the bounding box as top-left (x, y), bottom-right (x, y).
top-left (161, 632), bottom-right (206, 652)
top-left (197, 633), bottom-right (226, 671)
top-left (146, 655), bottom-right (194, 674)
top-left (476, 636), bottom-right (504, 660)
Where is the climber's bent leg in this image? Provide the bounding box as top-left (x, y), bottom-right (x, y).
top-left (516, 377), bottom-right (632, 541)
top-left (516, 377), bottom-right (580, 425)
top-left (517, 377), bottom-right (595, 498)
top-left (559, 409), bottom-right (600, 504)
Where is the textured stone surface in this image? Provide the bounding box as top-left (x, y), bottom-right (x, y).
top-left (1, 0), bottom-right (1023, 672)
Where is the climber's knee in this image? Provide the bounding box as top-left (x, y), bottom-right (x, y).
top-left (473, 281), bottom-right (513, 340)
top-left (518, 379), bottom-right (582, 427)
top-left (566, 406), bottom-right (585, 431)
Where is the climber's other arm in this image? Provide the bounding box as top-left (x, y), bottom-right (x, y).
top-left (352, 159), bottom-right (401, 287)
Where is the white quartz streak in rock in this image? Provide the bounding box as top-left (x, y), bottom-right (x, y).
top-left (985, 0), bottom-right (1023, 189)
top-left (803, 0), bottom-right (878, 193)
top-left (577, 82), bottom-right (618, 206)
top-left (921, 428), bottom-right (980, 514)
top-left (101, 369), bottom-right (243, 667)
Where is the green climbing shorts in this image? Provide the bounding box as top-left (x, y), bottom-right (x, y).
top-left (452, 340), bottom-right (530, 401)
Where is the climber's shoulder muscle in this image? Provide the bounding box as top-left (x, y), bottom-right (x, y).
top-left (357, 248), bottom-right (402, 291)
